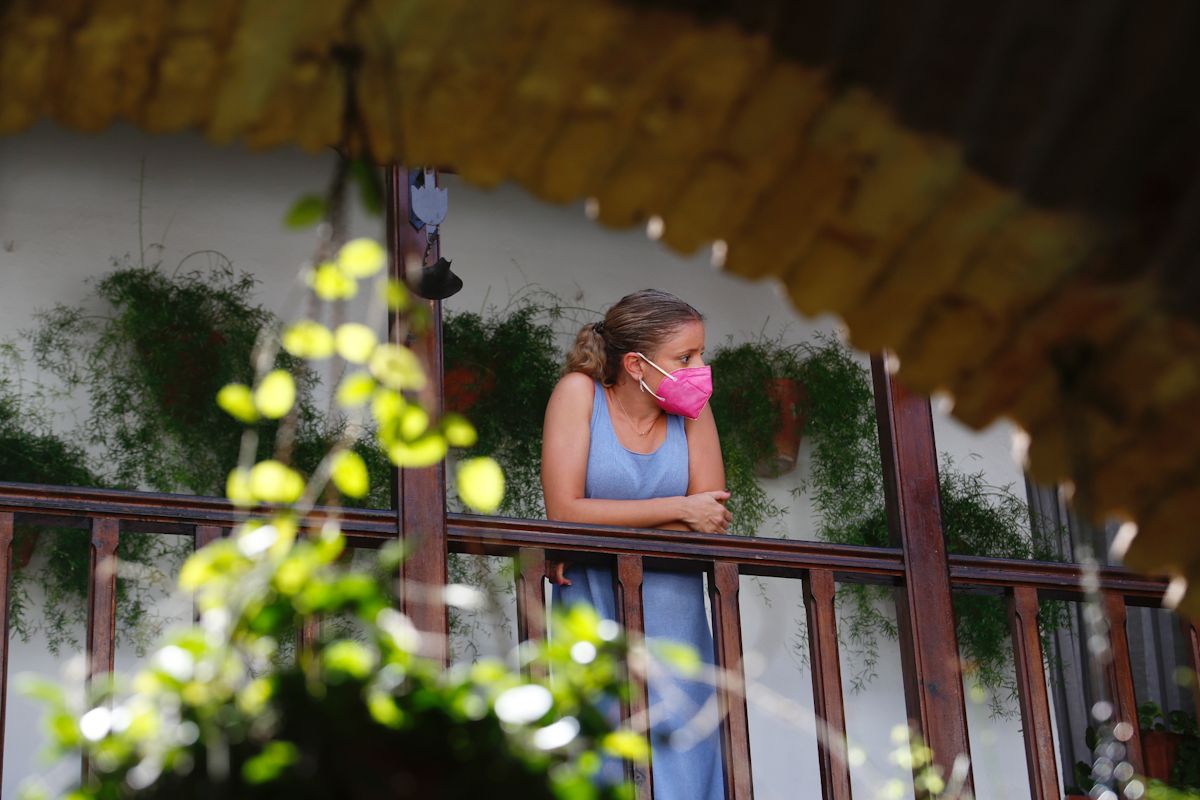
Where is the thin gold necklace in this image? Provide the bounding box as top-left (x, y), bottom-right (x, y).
top-left (610, 386), bottom-right (661, 436)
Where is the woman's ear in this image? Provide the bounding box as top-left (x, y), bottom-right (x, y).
top-left (621, 351), bottom-right (644, 382)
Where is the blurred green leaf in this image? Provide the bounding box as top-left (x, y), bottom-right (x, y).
top-left (281, 320), bottom-right (335, 360)
top-left (331, 449), bottom-right (370, 499)
top-left (322, 641), bottom-right (377, 681)
top-left (338, 238), bottom-right (386, 279)
top-left (457, 456), bottom-right (505, 514)
top-left (650, 640), bottom-right (702, 678)
top-left (243, 741), bottom-right (299, 783)
top-left (284, 195), bottom-right (326, 229)
top-left (349, 160), bottom-right (384, 216)
top-left (217, 383), bottom-right (258, 423)
top-left (600, 731), bottom-right (648, 762)
top-left (255, 370), bottom-right (295, 419)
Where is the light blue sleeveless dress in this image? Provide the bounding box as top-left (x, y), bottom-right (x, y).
top-left (555, 381), bottom-right (725, 800)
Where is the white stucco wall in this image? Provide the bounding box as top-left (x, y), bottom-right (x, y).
top-left (0, 123), bottom-right (1039, 799)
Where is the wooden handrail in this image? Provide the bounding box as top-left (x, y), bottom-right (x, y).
top-left (0, 482), bottom-right (1169, 597)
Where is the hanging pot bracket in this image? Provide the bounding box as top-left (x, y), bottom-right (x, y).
top-left (407, 168), bottom-right (462, 299)
top-left (409, 167), bottom-right (447, 237)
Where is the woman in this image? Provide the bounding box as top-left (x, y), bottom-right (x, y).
top-left (541, 289), bottom-right (730, 800)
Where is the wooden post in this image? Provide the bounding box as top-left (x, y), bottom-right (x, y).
top-left (387, 165), bottom-right (449, 662)
top-left (194, 524), bottom-right (222, 549)
top-left (1009, 586), bottom-right (1060, 800)
top-left (804, 568), bottom-right (853, 800)
top-left (1182, 618), bottom-right (1200, 722)
top-left (872, 354), bottom-right (974, 794)
top-left (1102, 591), bottom-right (1144, 775)
top-left (297, 613), bottom-right (321, 655)
top-left (615, 554), bottom-right (653, 800)
top-left (0, 513), bottom-right (12, 785)
top-left (193, 525), bottom-right (222, 621)
top-left (87, 518), bottom-right (120, 682)
top-left (515, 547), bottom-right (547, 679)
top-left (711, 561), bottom-right (754, 800)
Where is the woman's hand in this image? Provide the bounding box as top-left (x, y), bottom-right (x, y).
top-left (681, 490), bottom-right (732, 533)
top-left (546, 561), bottom-right (572, 586)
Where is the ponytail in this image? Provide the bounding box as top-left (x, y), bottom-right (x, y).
top-left (564, 321), bottom-right (610, 383)
top-left (562, 290), bottom-right (703, 387)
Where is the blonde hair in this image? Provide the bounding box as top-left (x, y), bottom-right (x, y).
top-left (564, 289), bottom-right (703, 386)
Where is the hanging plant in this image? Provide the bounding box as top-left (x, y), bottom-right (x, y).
top-left (442, 298), bottom-right (563, 520)
top-left (0, 349), bottom-right (187, 655)
top-left (707, 338), bottom-right (802, 536)
top-left (30, 256), bottom-right (310, 494)
top-left (790, 335), bottom-right (1067, 713)
top-left (708, 338), bottom-right (809, 481)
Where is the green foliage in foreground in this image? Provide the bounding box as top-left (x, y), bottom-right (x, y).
top-left (22, 524), bottom-right (639, 800)
top-left (21, 236), bottom-right (639, 799)
top-left (1147, 783), bottom-right (1200, 800)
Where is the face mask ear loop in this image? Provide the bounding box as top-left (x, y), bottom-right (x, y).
top-left (639, 378), bottom-right (665, 401)
top-left (634, 352), bottom-right (677, 381)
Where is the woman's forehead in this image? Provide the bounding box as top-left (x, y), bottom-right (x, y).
top-left (656, 319), bottom-right (705, 350)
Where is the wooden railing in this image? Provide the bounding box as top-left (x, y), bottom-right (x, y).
top-left (0, 480), bottom-right (1186, 800)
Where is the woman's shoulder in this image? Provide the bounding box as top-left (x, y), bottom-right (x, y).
top-left (554, 370), bottom-right (598, 398)
top-left (546, 371), bottom-right (597, 416)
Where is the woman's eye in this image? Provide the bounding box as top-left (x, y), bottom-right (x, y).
top-left (680, 355), bottom-right (690, 364)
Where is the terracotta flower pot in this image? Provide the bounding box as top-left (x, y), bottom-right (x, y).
top-left (443, 365), bottom-right (496, 414)
top-left (754, 377), bottom-right (808, 478)
top-left (1142, 729), bottom-right (1183, 781)
top-left (12, 526), bottom-right (39, 569)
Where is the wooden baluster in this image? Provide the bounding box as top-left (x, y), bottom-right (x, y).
top-left (515, 548), bottom-right (546, 679)
top-left (1009, 586), bottom-right (1060, 800)
top-left (1181, 618), bottom-right (1200, 722)
top-left (804, 569), bottom-right (852, 800)
top-left (0, 512), bottom-right (12, 785)
top-left (297, 611), bottom-right (321, 655)
top-left (297, 524), bottom-right (321, 655)
top-left (615, 554), bottom-right (653, 800)
top-left (711, 561), bottom-right (754, 800)
top-left (388, 165), bottom-right (449, 664)
top-left (872, 355), bottom-right (974, 795)
top-left (192, 525), bottom-right (222, 621)
top-left (194, 524), bottom-right (222, 549)
top-left (80, 518), bottom-right (120, 783)
top-left (1102, 591), bottom-right (1144, 774)
top-left (87, 518), bottom-right (120, 682)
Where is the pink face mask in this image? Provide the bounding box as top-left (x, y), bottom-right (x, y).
top-left (635, 352), bottom-right (713, 420)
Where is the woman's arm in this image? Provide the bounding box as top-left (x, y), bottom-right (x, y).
top-left (542, 373), bottom-right (691, 528)
top-left (683, 404), bottom-right (732, 532)
top-left (685, 403), bottom-right (726, 494)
